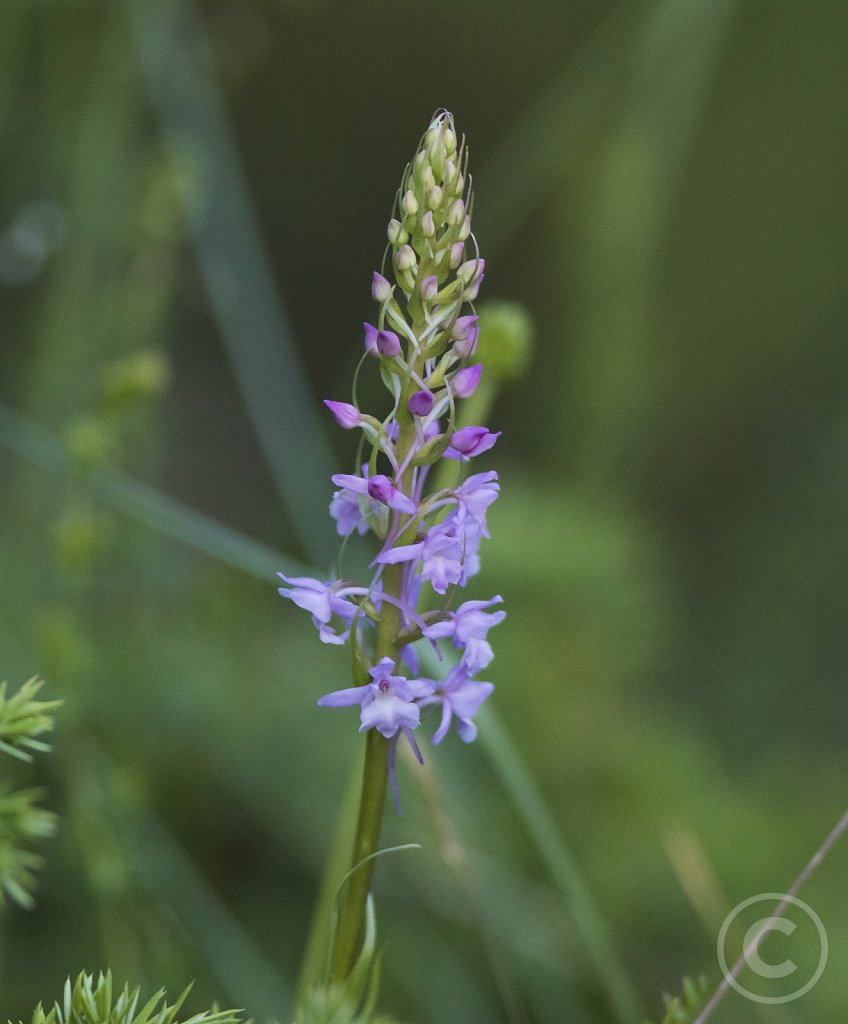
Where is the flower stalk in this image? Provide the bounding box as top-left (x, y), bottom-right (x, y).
top-left (279, 110), bottom-right (504, 989)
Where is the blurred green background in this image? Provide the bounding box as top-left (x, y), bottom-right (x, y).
top-left (1, 0), bottom-right (847, 1021)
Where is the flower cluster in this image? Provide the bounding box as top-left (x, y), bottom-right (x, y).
top-left (278, 111), bottom-right (503, 801)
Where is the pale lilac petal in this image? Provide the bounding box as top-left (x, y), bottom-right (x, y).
top-left (331, 473), bottom-right (368, 495)
top-left (317, 684), bottom-right (371, 707)
top-left (377, 542), bottom-right (425, 565)
top-left (431, 700), bottom-right (453, 745)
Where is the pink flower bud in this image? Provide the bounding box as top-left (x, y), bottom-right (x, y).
top-left (452, 363), bottom-right (482, 398)
top-left (323, 400), bottom-right (362, 429)
top-left (372, 272), bottom-right (392, 302)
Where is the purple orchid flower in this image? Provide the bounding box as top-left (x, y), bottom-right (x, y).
top-left (331, 472), bottom-right (416, 515)
top-left (423, 596), bottom-right (505, 673)
top-left (429, 665), bottom-right (494, 744)
top-left (317, 657), bottom-right (433, 738)
top-left (277, 574), bottom-right (366, 645)
top-left (329, 487), bottom-right (369, 537)
top-left (453, 470), bottom-right (499, 536)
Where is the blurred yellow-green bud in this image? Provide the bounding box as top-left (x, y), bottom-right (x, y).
top-left (66, 415), bottom-right (115, 469)
top-left (98, 350), bottom-right (170, 411)
top-left (53, 506), bottom-right (109, 572)
top-left (476, 301), bottom-right (535, 382)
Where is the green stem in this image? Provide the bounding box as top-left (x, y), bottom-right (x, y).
top-left (328, 728), bottom-right (390, 982)
top-left (328, 376), bottom-right (418, 981)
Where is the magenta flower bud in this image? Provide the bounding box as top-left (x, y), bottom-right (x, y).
top-left (421, 275), bottom-right (438, 302)
top-left (449, 242), bottom-right (465, 269)
top-left (363, 321), bottom-right (380, 356)
top-left (377, 329), bottom-right (401, 357)
top-left (449, 425), bottom-right (501, 458)
top-left (323, 400), bottom-right (362, 429)
top-left (408, 389), bottom-right (435, 416)
top-left (452, 363), bottom-right (482, 398)
top-left (372, 272), bottom-right (392, 303)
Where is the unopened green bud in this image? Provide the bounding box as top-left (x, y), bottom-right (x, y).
top-left (421, 166), bottom-right (436, 193)
top-left (443, 127), bottom-right (457, 154)
top-left (387, 218), bottom-right (404, 245)
top-left (66, 416), bottom-right (114, 468)
top-left (54, 507), bottom-right (108, 571)
top-left (99, 350), bottom-right (170, 410)
top-left (428, 139), bottom-right (446, 178)
top-left (459, 215), bottom-right (471, 241)
top-left (401, 190), bottom-right (418, 217)
top-left (421, 210), bottom-right (435, 237)
top-left (427, 186), bottom-right (443, 209)
top-left (476, 302), bottom-right (534, 382)
top-left (448, 198), bottom-right (465, 226)
top-left (396, 244), bottom-right (416, 271)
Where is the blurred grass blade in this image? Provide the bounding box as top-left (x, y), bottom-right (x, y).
top-left (0, 400), bottom-right (309, 581)
top-left (129, 805), bottom-right (293, 1019)
top-left (123, 0), bottom-right (337, 564)
top-left (477, 705), bottom-right (641, 1024)
top-left (418, 644), bottom-right (640, 1023)
top-left (475, 6), bottom-right (641, 254)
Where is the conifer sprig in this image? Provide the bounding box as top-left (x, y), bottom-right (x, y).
top-left (11, 972), bottom-right (241, 1024)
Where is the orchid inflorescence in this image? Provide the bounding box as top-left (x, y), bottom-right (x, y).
top-left (278, 110), bottom-right (503, 806)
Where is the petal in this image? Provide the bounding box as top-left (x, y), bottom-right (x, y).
top-left (422, 619), bottom-right (455, 640)
top-left (431, 700), bottom-right (453, 745)
top-left (331, 473), bottom-right (368, 495)
top-left (317, 683), bottom-right (372, 707)
top-left (451, 680), bottom-right (494, 720)
top-left (376, 542), bottom-right (425, 565)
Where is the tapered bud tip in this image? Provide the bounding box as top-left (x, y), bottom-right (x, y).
top-left (324, 400), bottom-right (362, 429)
top-left (408, 389), bottom-right (435, 416)
top-left (387, 218), bottom-right (403, 244)
top-left (363, 321), bottom-right (380, 356)
top-left (421, 274), bottom-right (438, 301)
top-left (421, 210), bottom-right (435, 237)
top-left (372, 272), bottom-right (392, 302)
top-left (449, 242), bottom-right (465, 269)
top-left (376, 329), bottom-right (401, 357)
top-left (452, 362), bottom-right (483, 398)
